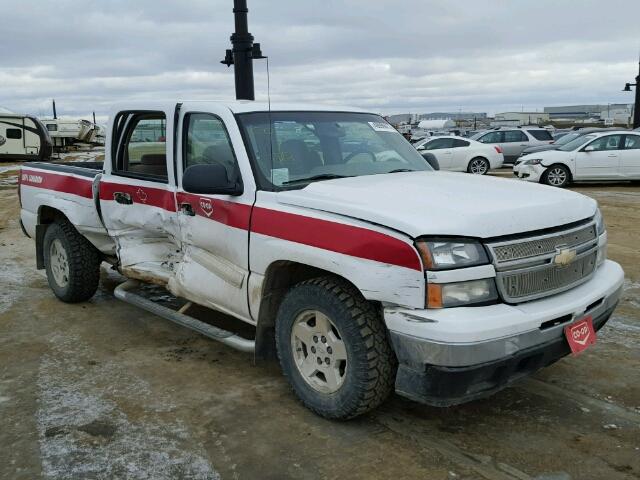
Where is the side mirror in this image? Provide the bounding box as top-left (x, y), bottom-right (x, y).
top-left (584, 145), bottom-right (595, 152)
top-left (422, 152), bottom-right (440, 171)
top-left (417, 145), bottom-right (426, 151)
top-left (183, 164), bottom-right (243, 196)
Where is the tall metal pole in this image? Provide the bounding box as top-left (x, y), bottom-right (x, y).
top-left (634, 60), bottom-right (640, 129)
top-left (221, 0), bottom-right (264, 101)
top-left (52, 99), bottom-right (57, 120)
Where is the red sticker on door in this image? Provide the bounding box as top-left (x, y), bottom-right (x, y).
top-left (564, 315), bottom-right (596, 355)
top-left (199, 198), bottom-right (214, 217)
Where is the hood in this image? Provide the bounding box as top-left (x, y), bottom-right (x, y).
top-left (277, 171), bottom-right (596, 239)
top-left (521, 149), bottom-right (573, 164)
top-left (521, 144), bottom-right (557, 156)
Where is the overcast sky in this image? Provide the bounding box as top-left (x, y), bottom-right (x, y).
top-left (1, 0), bottom-right (639, 121)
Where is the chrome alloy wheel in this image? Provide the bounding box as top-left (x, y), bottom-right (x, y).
top-left (469, 158), bottom-right (489, 174)
top-left (290, 310), bottom-right (348, 394)
top-left (49, 238), bottom-right (70, 288)
top-left (547, 167), bottom-right (568, 186)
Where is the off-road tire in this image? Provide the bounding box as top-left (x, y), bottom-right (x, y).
top-left (275, 276), bottom-right (397, 420)
top-left (467, 157), bottom-right (490, 175)
top-left (542, 164), bottom-right (571, 188)
top-left (43, 220), bottom-right (101, 303)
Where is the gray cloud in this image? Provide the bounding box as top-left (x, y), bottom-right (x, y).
top-left (1, 0), bottom-right (639, 121)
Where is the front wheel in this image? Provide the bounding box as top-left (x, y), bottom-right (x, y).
top-left (467, 157), bottom-right (490, 175)
top-left (275, 276), bottom-right (396, 420)
top-left (43, 220), bottom-right (102, 302)
top-left (542, 164), bottom-right (571, 188)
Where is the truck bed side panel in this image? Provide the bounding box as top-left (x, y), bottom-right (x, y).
top-left (19, 164), bottom-right (115, 254)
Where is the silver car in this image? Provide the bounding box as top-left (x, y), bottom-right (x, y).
top-left (471, 128), bottom-right (554, 164)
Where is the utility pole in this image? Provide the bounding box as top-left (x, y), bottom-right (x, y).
top-left (221, 0), bottom-right (266, 101)
top-left (622, 59), bottom-right (640, 129)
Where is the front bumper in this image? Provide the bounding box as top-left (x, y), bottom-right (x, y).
top-left (513, 162), bottom-right (545, 182)
top-left (385, 260), bottom-right (624, 406)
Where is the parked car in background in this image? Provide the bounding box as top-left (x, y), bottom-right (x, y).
top-left (514, 130), bottom-right (640, 187)
top-left (415, 135), bottom-right (503, 174)
top-left (518, 128), bottom-right (612, 159)
top-left (471, 127), bottom-right (554, 164)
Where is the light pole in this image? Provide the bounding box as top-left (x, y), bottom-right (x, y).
top-left (622, 60), bottom-right (640, 129)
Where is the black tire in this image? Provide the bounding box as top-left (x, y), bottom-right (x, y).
top-left (275, 276), bottom-right (396, 420)
top-left (467, 157), bottom-right (490, 175)
top-left (542, 164), bottom-right (571, 188)
top-left (43, 220), bottom-right (101, 303)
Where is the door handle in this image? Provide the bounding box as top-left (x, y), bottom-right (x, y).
top-left (113, 192), bottom-right (132, 205)
top-left (608, 154), bottom-right (617, 157)
top-left (180, 202), bottom-right (195, 216)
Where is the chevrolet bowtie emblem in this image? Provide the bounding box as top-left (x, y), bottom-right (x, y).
top-left (554, 248), bottom-right (577, 267)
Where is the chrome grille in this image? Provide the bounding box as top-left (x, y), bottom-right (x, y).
top-left (487, 221), bottom-right (599, 303)
top-left (500, 251), bottom-right (597, 300)
top-left (492, 224), bottom-right (596, 264)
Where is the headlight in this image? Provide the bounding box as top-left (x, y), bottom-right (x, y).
top-left (427, 279), bottom-right (498, 308)
top-left (594, 208), bottom-right (605, 235)
top-left (416, 239), bottom-right (488, 270)
top-left (523, 158), bottom-right (543, 165)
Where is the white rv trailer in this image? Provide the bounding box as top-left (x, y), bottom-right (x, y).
top-left (0, 114), bottom-right (53, 162)
top-left (42, 118), bottom-right (103, 149)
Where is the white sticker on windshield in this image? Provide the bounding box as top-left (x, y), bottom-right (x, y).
top-left (368, 121), bottom-right (397, 133)
top-left (271, 168), bottom-right (289, 186)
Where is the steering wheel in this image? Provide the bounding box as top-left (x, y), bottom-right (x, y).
top-left (344, 150), bottom-right (377, 163)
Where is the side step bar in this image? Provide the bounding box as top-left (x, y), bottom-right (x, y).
top-left (114, 280), bottom-right (255, 353)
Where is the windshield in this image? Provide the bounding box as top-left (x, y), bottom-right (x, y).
top-left (554, 132), bottom-right (582, 145)
top-left (558, 134), bottom-right (597, 151)
top-left (237, 112), bottom-right (432, 190)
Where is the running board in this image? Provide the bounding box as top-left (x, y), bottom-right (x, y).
top-left (114, 280), bottom-right (255, 353)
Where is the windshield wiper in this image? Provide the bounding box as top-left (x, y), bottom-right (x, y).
top-left (282, 174), bottom-right (351, 186)
top-left (386, 168), bottom-right (416, 173)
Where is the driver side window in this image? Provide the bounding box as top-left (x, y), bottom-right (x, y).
top-left (585, 135), bottom-right (622, 152)
top-left (479, 131), bottom-right (502, 144)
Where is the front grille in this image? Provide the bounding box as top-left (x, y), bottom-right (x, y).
top-left (487, 221), bottom-right (599, 303)
top-left (500, 250), bottom-right (597, 301)
top-left (492, 224), bottom-right (596, 264)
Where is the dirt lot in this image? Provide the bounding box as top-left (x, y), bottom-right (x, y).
top-left (1, 161), bottom-right (639, 480)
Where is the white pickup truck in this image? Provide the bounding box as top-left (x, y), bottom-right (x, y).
top-left (18, 101), bottom-right (624, 419)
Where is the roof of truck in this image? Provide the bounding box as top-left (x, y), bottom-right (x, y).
top-left (108, 100), bottom-right (370, 115)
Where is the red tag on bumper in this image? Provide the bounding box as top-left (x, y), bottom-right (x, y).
top-left (564, 315), bottom-right (596, 355)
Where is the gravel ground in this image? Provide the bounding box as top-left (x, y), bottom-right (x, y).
top-left (0, 159), bottom-right (638, 480)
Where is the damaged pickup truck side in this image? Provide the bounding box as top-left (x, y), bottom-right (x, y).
top-left (18, 101), bottom-right (624, 419)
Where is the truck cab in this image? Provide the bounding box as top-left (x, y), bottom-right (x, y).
top-left (19, 101), bottom-right (624, 419)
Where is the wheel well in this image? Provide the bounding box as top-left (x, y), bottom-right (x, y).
top-left (35, 206), bottom-right (70, 269)
top-left (254, 261), bottom-right (366, 362)
top-left (544, 163), bottom-right (573, 181)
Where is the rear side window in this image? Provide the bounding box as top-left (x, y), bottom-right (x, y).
top-left (184, 113), bottom-right (240, 183)
top-left (504, 130), bottom-right (528, 142)
top-left (624, 135), bottom-right (640, 150)
top-left (425, 138), bottom-right (455, 150)
top-left (6, 128), bottom-right (22, 140)
top-left (114, 112), bottom-right (168, 181)
top-left (528, 129), bottom-right (553, 141)
top-left (478, 131), bottom-right (502, 143)
top-left (453, 139), bottom-right (470, 147)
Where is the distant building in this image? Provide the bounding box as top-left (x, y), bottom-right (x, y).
top-left (492, 112), bottom-right (550, 127)
top-left (420, 112), bottom-right (487, 121)
top-left (544, 104), bottom-right (632, 120)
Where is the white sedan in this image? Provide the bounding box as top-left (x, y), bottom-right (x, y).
top-left (514, 130), bottom-right (640, 187)
top-left (415, 136), bottom-right (504, 174)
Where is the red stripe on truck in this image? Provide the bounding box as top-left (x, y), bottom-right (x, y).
top-left (251, 207), bottom-right (423, 271)
top-left (20, 169), bottom-right (93, 199)
top-left (22, 170), bottom-right (421, 271)
top-left (99, 181), bottom-right (177, 212)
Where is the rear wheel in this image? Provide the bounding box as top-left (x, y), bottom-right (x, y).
top-left (467, 157), bottom-right (490, 175)
top-left (275, 276), bottom-right (396, 419)
top-left (542, 164), bottom-right (571, 188)
top-left (43, 220), bottom-right (101, 302)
